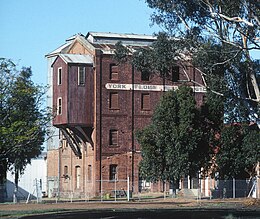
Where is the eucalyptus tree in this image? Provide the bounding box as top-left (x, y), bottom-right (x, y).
top-left (215, 123), bottom-right (260, 179)
top-left (142, 0), bottom-right (260, 124)
top-left (0, 58), bottom-right (50, 202)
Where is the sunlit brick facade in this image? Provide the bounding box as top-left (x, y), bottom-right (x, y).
top-left (46, 32), bottom-right (205, 198)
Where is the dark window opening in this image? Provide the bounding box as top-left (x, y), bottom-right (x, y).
top-left (57, 97), bottom-right (62, 115)
top-left (141, 71), bottom-right (150, 81)
top-left (172, 66), bottom-right (180, 82)
top-left (78, 66), bottom-right (85, 85)
top-left (109, 164), bottom-right (117, 180)
top-left (58, 68), bottom-right (62, 85)
top-left (109, 129), bottom-right (118, 146)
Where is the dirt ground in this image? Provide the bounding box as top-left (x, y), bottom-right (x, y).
top-left (0, 198), bottom-right (259, 212)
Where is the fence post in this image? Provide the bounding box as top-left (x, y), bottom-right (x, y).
top-left (101, 178), bottom-right (103, 202)
top-left (127, 176), bottom-right (130, 201)
top-left (114, 178), bottom-right (117, 202)
top-left (70, 176), bottom-right (72, 203)
top-left (233, 178), bottom-right (235, 198)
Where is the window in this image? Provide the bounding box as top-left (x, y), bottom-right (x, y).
top-left (57, 67), bottom-right (62, 85)
top-left (63, 165), bottom-right (69, 182)
top-left (109, 129), bottom-right (118, 146)
top-left (63, 165), bottom-right (68, 178)
top-left (109, 164), bottom-right (117, 181)
top-left (172, 66), bottom-right (180, 82)
top-left (78, 66), bottom-right (85, 85)
top-left (141, 93), bottom-right (150, 110)
top-left (87, 165), bottom-right (92, 181)
top-left (110, 64), bottom-right (118, 80)
top-left (141, 71), bottom-right (149, 81)
top-left (64, 166), bottom-right (68, 175)
top-left (57, 97), bottom-right (62, 115)
top-left (75, 166), bottom-right (81, 189)
top-left (109, 92), bottom-right (119, 109)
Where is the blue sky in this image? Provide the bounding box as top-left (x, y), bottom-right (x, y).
top-left (0, 0), bottom-right (160, 85)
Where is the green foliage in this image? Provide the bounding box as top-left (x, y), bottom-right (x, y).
top-left (113, 41), bottom-right (130, 63)
top-left (144, 0), bottom-right (260, 123)
top-left (137, 86), bottom-right (210, 182)
top-left (0, 58), bottom-right (50, 180)
top-left (216, 124), bottom-right (260, 179)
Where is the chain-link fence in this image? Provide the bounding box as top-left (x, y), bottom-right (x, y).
top-left (201, 178), bottom-right (258, 199)
top-left (126, 178), bottom-right (258, 201)
top-left (97, 177), bottom-right (130, 202)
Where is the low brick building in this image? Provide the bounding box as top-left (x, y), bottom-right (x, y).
top-left (46, 32), bottom-right (205, 198)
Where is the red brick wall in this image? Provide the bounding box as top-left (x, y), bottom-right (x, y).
top-left (53, 50), bottom-right (205, 196)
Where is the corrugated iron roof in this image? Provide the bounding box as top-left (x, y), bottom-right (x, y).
top-left (47, 32), bottom-right (157, 58)
top-left (86, 31), bottom-right (156, 47)
top-left (46, 41), bottom-right (73, 57)
top-left (59, 54), bottom-right (93, 64)
top-left (87, 32), bottom-right (156, 41)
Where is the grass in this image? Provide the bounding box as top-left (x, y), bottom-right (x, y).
top-left (0, 208), bottom-right (70, 219)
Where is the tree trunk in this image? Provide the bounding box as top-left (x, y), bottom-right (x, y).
top-left (13, 169), bottom-right (19, 203)
top-left (0, 161), bottom-right (7, 202)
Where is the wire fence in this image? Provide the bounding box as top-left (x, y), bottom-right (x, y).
top-left (2, 177), bottom-right (259, 203)
top-left (98, 177), bottom-right (130, 202)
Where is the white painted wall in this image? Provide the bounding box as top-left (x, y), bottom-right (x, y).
top-left (6, 153), bottom-right (47, 200)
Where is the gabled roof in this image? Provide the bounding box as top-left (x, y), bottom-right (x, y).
top-left (66, 34), bottom-right (96, 54)
top-left (45, 41), bottom-right (73, 58)
top-left (51, 54), bottom-right (93, 67)
top-left (47, 31), bottom-right (156, 58)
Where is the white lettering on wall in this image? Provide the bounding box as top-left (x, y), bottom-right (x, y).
top-left (105, 83), bottom-right (206, 93)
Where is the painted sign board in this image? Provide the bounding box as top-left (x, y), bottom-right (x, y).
top-left (105, 83), bottom-right (206, 93)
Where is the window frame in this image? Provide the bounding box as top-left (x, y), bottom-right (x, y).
top-left (109, 129), bottom-right (118, 146)
top-left (75, 165), bottom-right (81, 189)
top-left (109, 164), bottom-right (118, 181)
top-left (57, 97), bottom-right (62, 115)
top-left (78, 66), bottom-right (86, 86)
top-left (110, 63), bottom-right (119, 81)
top-left (57, 67), bottom-right (62, 85)
top-left (109, 92), bottom-right (119, 109)
top-left (87, 165), bottom-right (92, 181)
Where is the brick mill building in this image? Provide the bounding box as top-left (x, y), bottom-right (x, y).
top-left (46, 32), bottom-right (206, 198)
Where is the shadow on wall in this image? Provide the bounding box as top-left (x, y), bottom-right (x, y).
top-left (1, 180), bottom-right (36, 202)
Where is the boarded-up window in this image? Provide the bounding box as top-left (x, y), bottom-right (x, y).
top-left (172, 66), bottom-right (180, 82)
top-left (57, 67), bottom-right (62, 85)
top-left (64, 166), bottom-right (68, 175)
top-left (109, 92), bottom-right (119, 109)
top-left (78, 66), bottom-right (85, 85)
top-left (87, 165), bottom-right (92, 181)
top-left (109, 164), bottom-right (117, 180)
top-left (110, 64), bottom-right (119, 80)
top-left (57, 97), bottom-right (62, 115)
top-left (141, 93), bottom-right (150, 110)
top-left (109, 129), bottom-right (118, 146)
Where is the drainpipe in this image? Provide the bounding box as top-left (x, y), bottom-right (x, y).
top-left (131, 64), bottom-right (135, 194)
top-left (99, 53), bottom-right (103, 192)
